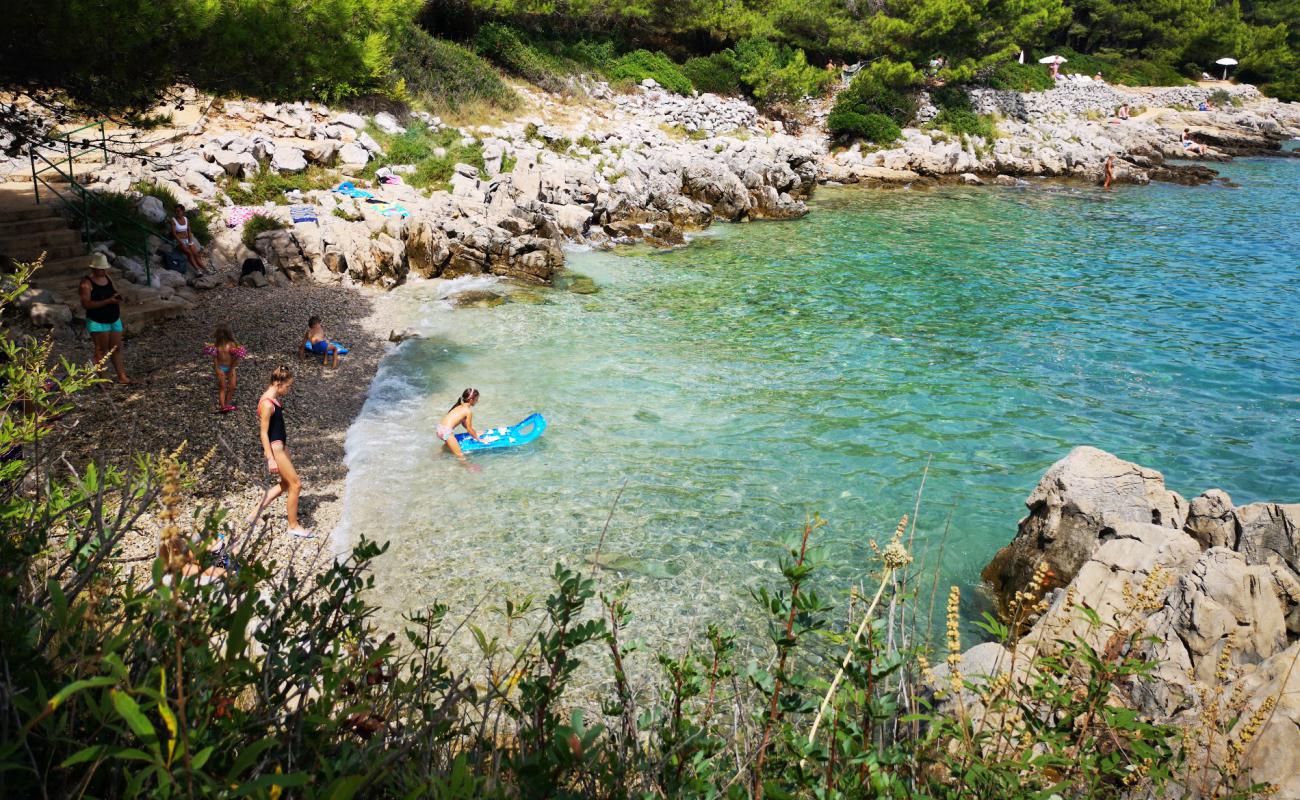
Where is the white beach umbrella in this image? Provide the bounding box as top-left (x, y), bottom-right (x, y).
top-left (1215, 57), bottom-right (1238, 80)
top-left (1038, 55), bottom-right (1067, 64)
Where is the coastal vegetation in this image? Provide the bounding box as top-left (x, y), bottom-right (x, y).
top-left (4, 0), bottom-right (1298, 141)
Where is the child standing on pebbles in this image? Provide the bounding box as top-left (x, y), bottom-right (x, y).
top-left (248, 365), bottom-right (312, 538)
top-left (204, 325), bottom-right (246, 413)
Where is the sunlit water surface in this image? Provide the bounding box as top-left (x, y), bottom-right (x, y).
top-left (339, 156), bottom-right (1300, 646)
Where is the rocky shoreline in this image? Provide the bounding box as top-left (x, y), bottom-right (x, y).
top-left (964, 447), bottom-right (1299, 797)
top-left (6, 77), bottom-right (1297, 328)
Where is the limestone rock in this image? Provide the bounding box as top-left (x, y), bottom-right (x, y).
top-left (373, 112), bottom-right (404, 135)
top-left (335, 112), bottom-right (366, 130)
top-left (338, 142), bottom-right (369, 169)
top-left (214, 149), bottom-right (257, 177)
top-left (982, 446), bottom-right (1187, 610)
top-left (681, 161), bottom-right (751, 221)
top-left (1185, 489), bottom-right (1237, 549)
top-left (153, 269), bottom-right (187, 288)
top-left (405, 220), bottom-right (450, 279)
top-left (1236, 502), bottom-right (1299, 575)
top-left (137, 196), bottom-right (167, 224)
top-left (30, 302), bottom-right (72, 327)
top-left (271, 145), bottom-right (307, 174)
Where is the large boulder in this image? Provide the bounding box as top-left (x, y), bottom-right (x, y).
top-left (271, 145), bottom-right (307, 174)
top-left (213, 149), bottom-right (258, 177)
top-left (982, 446), bottom-right (1187, 611)
top-left (405, 220), bottom-right (451, 278)
top-left (1236, 502), bottom-right (1300, 575)
top-left (254, 228), bottom-right (319, 278)
top-left (137, 196), bottom-right (167, 224)
top-left (681, 160), bottom-right (751, 221)
top-left (337, 142), bottom-right (369, 169)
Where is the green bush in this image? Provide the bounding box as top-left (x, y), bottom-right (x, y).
top-left (827, 110), bottom-right (902, 143)
top-left (607, 50), bottom-right (694, 95)
top-left (830, 59), bottom-right (922, 135)
top-left (241, 212), bottom-right (286, 248)
top-left (473, 22), bottom-right (568, 93)
top-left (392, 24), bottom-right (517, 111)
top-left (933, 108), bottom-right (996, 139)
top-left (224, 166), bottom-right (337, 205)
top-left (733, 37), bottom-right (833, 107)
top-left (683, 52), bottom-right (744, 95)
top-left (367, 121), bottom-right (484, 189)
top-left (985, 61), bottom-right (1055, 91)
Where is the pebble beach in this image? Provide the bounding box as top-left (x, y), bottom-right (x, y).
top-left (43, 270), bottom-right (394, 576)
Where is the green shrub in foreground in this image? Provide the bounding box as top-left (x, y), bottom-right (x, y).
top-left (607, 50), bottom-right (694, 95)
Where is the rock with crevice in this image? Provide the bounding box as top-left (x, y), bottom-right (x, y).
top-left (982, 446), bottom-right (1187, 612)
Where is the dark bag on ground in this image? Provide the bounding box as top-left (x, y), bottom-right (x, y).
top-left (161, 249), bottom-right (188, 273)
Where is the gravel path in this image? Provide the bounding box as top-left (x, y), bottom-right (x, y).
top-left (46, 278), bottom-right (394, 576)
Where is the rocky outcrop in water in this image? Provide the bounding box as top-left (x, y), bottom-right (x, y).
top-left (976, 446), bottom-right (1300, 797)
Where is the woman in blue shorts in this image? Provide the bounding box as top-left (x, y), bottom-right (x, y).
top-left (78, 253), bottom-right (133, 384)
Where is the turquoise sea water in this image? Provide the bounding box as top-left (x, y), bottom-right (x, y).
top-left (340, 156), bottom-right (1300, 642)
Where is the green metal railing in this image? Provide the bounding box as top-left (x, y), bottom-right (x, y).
top-left (29, 120), bottom-right (155, 283)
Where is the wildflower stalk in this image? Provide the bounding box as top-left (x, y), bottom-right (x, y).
top-left (806, 517), bottom-right (910, 757)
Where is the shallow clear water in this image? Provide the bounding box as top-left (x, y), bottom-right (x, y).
top-left (340, 156), bottom-right (1300, 642)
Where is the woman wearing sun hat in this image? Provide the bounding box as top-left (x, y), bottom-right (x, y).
top-left (78, 252), bottom-right (133, 384)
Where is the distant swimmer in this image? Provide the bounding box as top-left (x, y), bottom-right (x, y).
top-left (436, 388), bottom-right (486, 466)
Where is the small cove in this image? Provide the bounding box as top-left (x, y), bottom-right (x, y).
top-left (339, 157), bottom-right (1300, 644)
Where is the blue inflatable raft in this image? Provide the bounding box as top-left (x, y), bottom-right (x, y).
top-left (455, 413), bottom-right (547, 453)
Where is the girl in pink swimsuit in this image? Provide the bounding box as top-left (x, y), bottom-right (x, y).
top-left (436, 388), bottom-right (485, 464)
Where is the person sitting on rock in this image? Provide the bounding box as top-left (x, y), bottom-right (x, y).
top-left (170, 204), bottom-right (206, 273)
top-left (1181, 128), bottom-right (1207, 156)
top-left (1117, 103), bottom-right (1130, 120)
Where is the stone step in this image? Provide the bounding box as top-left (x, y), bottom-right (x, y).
top-left (0, 235), bottom-right (86, 262)
top-left (31, 254), bottom-right (102, 281)
top-left (0, 227), bottom-right (82, 251)
top-left (0, 216), bottom-right (67, 236)
top-left (0, 198), bottom-right (64, 222)
top-left (122, 298), bottom-right (193, 334)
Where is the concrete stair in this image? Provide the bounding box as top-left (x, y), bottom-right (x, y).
top-left (0, 183), bottom-right (191, 333)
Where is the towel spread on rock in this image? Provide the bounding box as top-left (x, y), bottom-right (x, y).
top-left (225, 207), bottom-right (260, 228)
top-left (333, 182), bottom-right (408, 217)
top-left (332, 181), bottom-right (374, 199)
top-left (289, 205), bottom-right (318, 224)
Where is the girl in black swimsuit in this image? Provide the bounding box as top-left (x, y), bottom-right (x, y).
top-left (249, 366), bottom-right (311, 537)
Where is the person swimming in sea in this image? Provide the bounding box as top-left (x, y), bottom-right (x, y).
top-left (436, 388), bottom-right (485, 464)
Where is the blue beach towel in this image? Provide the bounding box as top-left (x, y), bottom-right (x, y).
top-left (332, 181), bottom-right (374, 200)
top-left (289, 204), bottom-right (318, 224)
